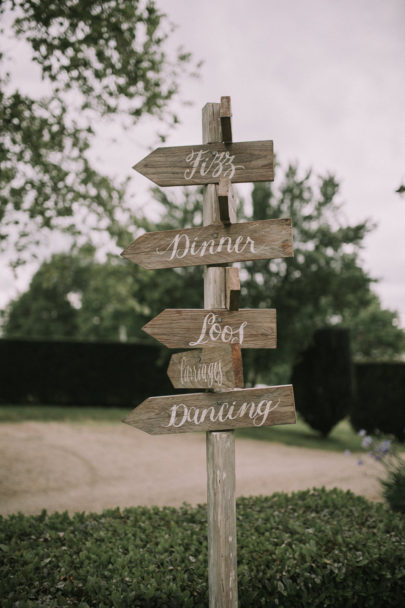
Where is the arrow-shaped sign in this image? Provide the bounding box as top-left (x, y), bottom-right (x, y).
top-left (133, 140), bottom-right (274, 186)
top-left (143, 309), bottom-right (276, 349)
top-left (123, 385), bottom-right (295, 434)
top-left (167, 345), bottom-right (244, 391)
top-left (121, 218), bottom-right (293, 270)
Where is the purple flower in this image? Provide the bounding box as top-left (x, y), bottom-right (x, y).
top-left (362, 436), bottom-right (372, 448)
top-left (357, 459), bottom-right (364, 466)
top-left (380, 440), bottom-right (391, 454)
top-left (358, 429), bottom-right (367, 437)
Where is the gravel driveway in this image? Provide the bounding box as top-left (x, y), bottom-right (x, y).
top-left (0, 421), bottom-right (384, 516)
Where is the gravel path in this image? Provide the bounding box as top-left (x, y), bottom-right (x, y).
top-left (0, 422), bottom-right (385, 516)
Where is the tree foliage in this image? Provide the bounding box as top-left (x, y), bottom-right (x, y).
top-left (238, 167), bottom-right (404, 383)
top-left (3, 163), bottom-right (404, 384)
top-left (0, 0), bottom-right (199, 266)
top-left (2, 242), bottom-right (202, 343)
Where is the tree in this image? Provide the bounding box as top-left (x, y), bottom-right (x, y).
top-left (138, 165), bottom-right (404, 383)
top-left (240, 169), bottom-right (404, 383)
top-left (0, 0), bottom-right (199, 267)
top-left (3, 163), bottom-right (404, 386)
top-left (2, 242), bottom-right (202, 343)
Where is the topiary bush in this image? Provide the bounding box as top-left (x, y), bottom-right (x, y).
top-left (351, 362), bottom-right (405, 441)
top-left (291, 328), bottom-right (353, 436)
top-left (1, 489), bottom-right (404, 607)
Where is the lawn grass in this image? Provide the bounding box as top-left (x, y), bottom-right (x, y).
top-left (237, 417), bottom-right (365, 453)
top-left (0, 404), bottom-right (128, 424)
top-left (0, 404), bottom-right (367, 452)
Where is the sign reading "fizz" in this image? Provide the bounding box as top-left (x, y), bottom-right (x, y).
top-left (133, 140), bottom-right (274, 186)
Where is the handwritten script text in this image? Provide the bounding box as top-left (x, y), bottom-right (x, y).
top-left (180, 356), bottom-right (223, 388)
top-left (156, 233), bottom-right (256, 261)
top-left (189, 312), bottom-right (247, 346)
top-left (184, 149), bottom-right (245, 180)
top-left (166, 399), bottom-right (280, 428)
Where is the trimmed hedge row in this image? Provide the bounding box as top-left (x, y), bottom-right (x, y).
top-left (0, 339), bottom-right (174, 407)
top-left (352, 362), bottom-right (405, 441)
top-left (1, 488), bottom-right (404, 607)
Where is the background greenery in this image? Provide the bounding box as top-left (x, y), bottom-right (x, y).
top-left (0, 0), bottom-right (200, 268)
top-left (3, 169), bottom-right (404, 387)
top-left (1, 489), bottom-right (404, 607)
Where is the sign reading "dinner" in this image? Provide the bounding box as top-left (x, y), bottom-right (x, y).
top-left (121, 218), bottom-right (293, 269)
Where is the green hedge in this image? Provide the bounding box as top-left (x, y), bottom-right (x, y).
top-left (1, 489), bottom-right (404, 607)
top-left (352, 362), bottom-right (405, 441)
top-left (0, 339), bottom-right (174, 407)
top-left (291, 328), bottom-right (353, 436)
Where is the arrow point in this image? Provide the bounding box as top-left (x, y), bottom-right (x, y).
top-left (133, 153), bottom-right (153, 178)
top-left (141, 320), bottom-right (152, 336)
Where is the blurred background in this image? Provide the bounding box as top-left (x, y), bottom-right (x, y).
top-left (0, 0), bottom-right (404, 436)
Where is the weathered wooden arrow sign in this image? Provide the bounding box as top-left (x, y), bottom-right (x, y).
top-left (123, 385), bottom-right (295, 435)
top-left (143, 309), bottom-right (276, 349)
top-left (167, 345), bottom-right (244, 391)
top-left (121, 218), bottom-right (293, 270)
top-left (133, 140), bottom-right (274, 186)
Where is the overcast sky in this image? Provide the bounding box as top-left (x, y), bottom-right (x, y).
top-left (1, 0), bottom-right (404, 326)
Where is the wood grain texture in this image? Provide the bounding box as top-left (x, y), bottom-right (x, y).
top-left (167, 345), bottom-right (243, 391)
top-left (204, 267), bottom-right (226, 308)
top-left (226, 267), bottom-right (240, 311)
top-left (203, 101), bottom-right (237, 608)
top-left (202, 103), bottom-right (221, 144)
top-left (220, 96), bottom-right (232, 143)
top-left (123, 385), bottom-right (296, 435)
top-left (132, 140), bottom-right (274, 186)
top-left (142, 308), bottom-right (277, 349)
top-left (207, 430), bottom-right (236, 607)
top-left (217, 176), bottom-right (236, 225)
top-left (120, 218), bottom-right (293, 270)
top-left (231, 344), bottom-right (244, 388)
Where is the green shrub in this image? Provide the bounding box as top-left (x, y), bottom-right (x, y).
top-left (351, 362), bottom-right (405, 441)
top-left (1, 489), bottom-right (404, 607)
top-left (381, 460), bottom-right (405, 514)
top-left (291, 328), bottom-right (353, 436)
top-left (356, 431), bottom-right (405, 513)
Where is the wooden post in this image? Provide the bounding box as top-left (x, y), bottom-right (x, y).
top-left (203, 102), bottom-right (238, 607)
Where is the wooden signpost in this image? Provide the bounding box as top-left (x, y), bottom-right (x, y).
top-left (121, 217), bottom-right (293, 269)
top-left (121, 97), bottom-right (296, 607)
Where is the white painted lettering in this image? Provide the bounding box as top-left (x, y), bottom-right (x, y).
top-left (165, 398), bottom-right (280, 428)
top-left (156, 232), bottom-right (257, 262)
top-left (184, 149), bottom-right (245, 181)
top-left (189, 313), bottom-right (248, 347)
